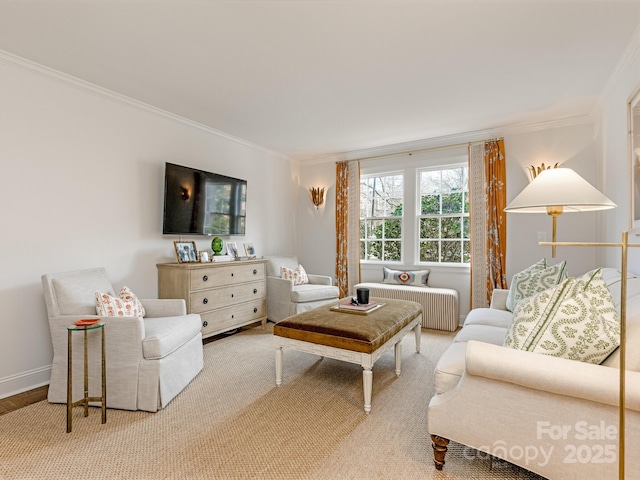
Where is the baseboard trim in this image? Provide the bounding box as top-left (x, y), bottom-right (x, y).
top-left (0, 365), bottom-right (51, 400)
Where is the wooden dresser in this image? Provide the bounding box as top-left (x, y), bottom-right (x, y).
top-left (157, 258), bottom-right (267, 339)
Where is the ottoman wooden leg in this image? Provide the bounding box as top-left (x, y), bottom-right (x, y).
top-left (275, 347), bottom-right (283, 386)
top-left (431, 434), bottom-right (449, 470)
top-left (362, 367), bottom-right (373, 414)
top-left (394, 342), bottom-right (402, 376)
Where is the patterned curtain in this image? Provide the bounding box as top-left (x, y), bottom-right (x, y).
top-left (470, 139), bottom-right (507, 308)
top-left (335, 161), bottom-right (361, 298)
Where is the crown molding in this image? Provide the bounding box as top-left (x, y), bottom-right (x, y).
top-left (0, 49), bottom-right (294, 162)
top-left (302, 115), bottom-right (594, 165)
top-left (602, 20), bottom-right (640, 99)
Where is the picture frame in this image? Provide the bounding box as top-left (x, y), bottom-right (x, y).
top-left (174, 241), bottom-right (198, 263)
top-left (244, 243), bottom-right (256, 258)
top-left (226, 241), bottom-right (239, 259)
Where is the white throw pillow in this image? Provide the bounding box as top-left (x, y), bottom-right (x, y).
top-left (281, 264), bottom-right (309, 286)
top-left (95, 286), bottom-right (146, 318)
top-left (505, 260), bottom-right (567, 312)
top-left (382, 267), bottom-right (430, 287)
top-left (504, 269), bottom-right (620, 364)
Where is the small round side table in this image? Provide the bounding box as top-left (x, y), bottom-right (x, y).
top-left (66, 321), bottom-right (106, 433)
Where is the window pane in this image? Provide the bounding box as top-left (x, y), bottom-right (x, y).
top-left (420, 217), bottom-right (439, 238)
top-left (463, 240), bottom-right (470, 263)
top-left (441, 241), bottom-right (462, 263)
top-left (421, 170), bottom-right (440, 193)
top-left (366, 219), bottom-right (383, 239)
top-left (360, 240), bottom-right (366, 260)
top-left (420, 241), bottom-right (439, 262)
top-left (366, 240), bottom-right (382, 260)
top-left (384, 241), bottom-right (402, 261)
top-left (463, 217), bottom-right (469, 238)
top-left (442, 192), bottom-right (463, 213)
top-left (441, 217), bottom-right (461, 239)
top-left (384, 218), bottom-right (402, 239)
top-left (421, 194), bottom-right (440, 214)
top-left (441, 167), bottom-right (465, 192)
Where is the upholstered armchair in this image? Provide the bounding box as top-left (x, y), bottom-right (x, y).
top-left (42, 267), bottom-right (203, 412)
top-left (264, 255), bottom-right (340, 322)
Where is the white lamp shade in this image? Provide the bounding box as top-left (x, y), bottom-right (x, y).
top-left (504, 168), bottom-right (616, 213)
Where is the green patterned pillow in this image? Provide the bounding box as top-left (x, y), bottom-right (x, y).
top-left (504, 269), bottom-right (620, 364)
top-left (505, 260), bottom-right (567, 312)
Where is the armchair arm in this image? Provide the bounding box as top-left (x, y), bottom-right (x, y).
top-left (489, 288), bottom-right (509, 310)
top-left (307, 274), bottom-right (333, 286)
top-left (266, 275), bottom-right (295, 295)
top-left (140, 298), bottom-right (186, 317)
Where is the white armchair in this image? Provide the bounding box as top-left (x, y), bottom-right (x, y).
top-left (264, 255), bottom-right (340, 322)
top-left (42, 267), bottom-right (203, 412)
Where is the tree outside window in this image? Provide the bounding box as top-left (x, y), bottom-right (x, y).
top-left (418, 166), bottom-right (469, 264)
top-left (360, 174), bottom-right (403, 261)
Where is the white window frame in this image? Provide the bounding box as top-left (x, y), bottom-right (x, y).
top-left (359, 149), bottom-right (469, 268)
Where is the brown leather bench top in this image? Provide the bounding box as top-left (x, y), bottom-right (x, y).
top-left (273, 298), bottom-right (422, 354)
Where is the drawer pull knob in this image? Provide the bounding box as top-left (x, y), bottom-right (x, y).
top-left (253, 288), bottom-right (258, 294)
top-left (231, 273), bottom-right (234, 277)
top-left (203, 298), bottom-right (208, 305)
top-left (203, 275), bottom-right (208, 282)
top-left (203, 321), bottom-right (208, 327)
top-left (254, 307), bottom-right (258, 314)
top-left (231, 294), bottom-right (234, 298)
top-left (253, 269), bottom-right (257, 275)
top-left (231, 314), bottom-right (234, 319)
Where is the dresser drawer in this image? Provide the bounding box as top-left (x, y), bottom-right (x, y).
top-left (189, 281), bottom-right (266, 313)
top-left (200, 298), bottom-right (267, 336)
top-left (190, 263), bottom-right (265, 290)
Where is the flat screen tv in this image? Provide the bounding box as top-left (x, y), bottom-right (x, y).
top-left (162, 162), bottom-right (247, 236)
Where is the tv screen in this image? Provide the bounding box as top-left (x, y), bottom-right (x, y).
top-left (162, 162), bottom-right (247, 236)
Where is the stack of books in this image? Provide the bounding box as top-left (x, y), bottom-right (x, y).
top-left (331, 299), bottom-right (385, 315)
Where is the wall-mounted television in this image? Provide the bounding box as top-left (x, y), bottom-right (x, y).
top-left (162, 162), bottom-right (247, 236)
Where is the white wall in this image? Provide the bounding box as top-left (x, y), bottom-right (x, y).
top-left (298, 121), bottom-right (602, 323)
top-left (0, 56), bottom-right (298, 398)
top-left (600, 36), bottom-right (640, 272)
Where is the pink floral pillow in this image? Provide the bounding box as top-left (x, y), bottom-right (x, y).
top-left (281, 264), bottom-right (309, 286)
top-left (95, 286), bottom-right (146, 318)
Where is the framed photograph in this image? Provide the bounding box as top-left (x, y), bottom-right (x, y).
top-left (226, 241), bottom-right (239, 259)
top-left (244, 243), bottom-right (256, 258)
top-left (174, 241), bottom-right (198, 263)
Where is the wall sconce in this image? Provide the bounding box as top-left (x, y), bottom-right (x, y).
top-left (180, 186), bottom-right (190, 201)
top-left (309, 187), bottom-right (325, 209)
top-left (527, 162), bottom-right (558, 182)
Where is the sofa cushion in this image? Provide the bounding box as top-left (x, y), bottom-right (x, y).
top-left (504, 269), bottom-right (620, 364)
top-left (281, 264), bottom-right (309, 285)
top-left (95, 286), bottom-right (146, 318)
top-left (52, 272), bottom-right (115, 315)
top-left (454, 324), bottom-right (509, 345)
top-left (463, 307), bottom-right (513, 329)
top-left (382, 267), bottom-right (430, 287)
top-left (291, 284), bottom-right (340, 303)
top-left (265, 255), bottom-right (298, 277)
top-left (505, 260), bottom-right (567, 312)
top-left (142, 313), bottom-right (202, 360)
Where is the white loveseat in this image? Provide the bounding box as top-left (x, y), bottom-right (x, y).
top-left (264, 255), bottom-right (340, 322)
top-left (428, 267), bottom-right (640, 479)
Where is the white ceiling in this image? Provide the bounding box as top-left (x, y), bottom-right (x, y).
top-left (1, 1), bottom-right (640, 162)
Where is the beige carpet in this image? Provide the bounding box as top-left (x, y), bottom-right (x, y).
top-left (0, 324), bottom-right (544, 480)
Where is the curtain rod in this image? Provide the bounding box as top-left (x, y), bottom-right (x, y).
top-left (339, 137), bottom-right (503, 163)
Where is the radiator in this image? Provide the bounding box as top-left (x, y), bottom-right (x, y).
top-left (354, 283), bottom-right (459, 332)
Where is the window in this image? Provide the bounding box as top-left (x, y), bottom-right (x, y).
top-left (418, 166), bottom-right (469, 263)
top-left (359, 152), bottom-right (469, 266)
top-left (359, 173), bottom-right (403, 261)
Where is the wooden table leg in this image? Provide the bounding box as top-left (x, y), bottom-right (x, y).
top-left (275, 346), bottom-right (283, 386)
top-left (414, 323), bottom-right (421, 353)
top-left (394, 342), bottom-right (402, 377)
top-left (362, 367), bottom-right (373, 414)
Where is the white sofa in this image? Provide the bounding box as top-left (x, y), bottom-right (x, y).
top-left (428, 267), bottom-right (640, 479)
top-left (42, 267), bottom-right (204, 412)
top-left (264, 255), bottom-right (340, 322)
